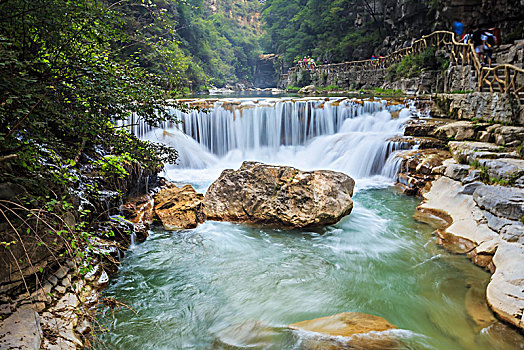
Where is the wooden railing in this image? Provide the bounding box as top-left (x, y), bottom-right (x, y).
top-left (285, 30), bottom-right (524, 101)
top-left (479, 64), bottom-right (524, 94)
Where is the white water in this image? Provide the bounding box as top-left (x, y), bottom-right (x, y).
top-left (141, 97), bottom-right (413, 188)
top-left (100, 97), bottom-right (524, 349)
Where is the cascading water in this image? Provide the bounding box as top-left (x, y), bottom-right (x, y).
top-left (142, 97), bottom-right (412, 182)
top-left (99, 97), bottom-right (524, 350)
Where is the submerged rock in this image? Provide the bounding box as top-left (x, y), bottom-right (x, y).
top-left (154, 184), bottom-right (206, 230)
top-left (214, 320), bottom-right (281, 349)
top-left (204, 162), bottom-right (354, 228)
top-left (289, 312), bottom-right (399, 349)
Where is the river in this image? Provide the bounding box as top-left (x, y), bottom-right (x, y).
top-left (98, 97), bottom-right (523, 349)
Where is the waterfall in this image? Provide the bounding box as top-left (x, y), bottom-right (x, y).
top-left (139, 97), bottom-right (413, 181)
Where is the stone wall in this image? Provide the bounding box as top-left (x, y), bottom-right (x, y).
top-left (437, 92), bottom-right (524, 126)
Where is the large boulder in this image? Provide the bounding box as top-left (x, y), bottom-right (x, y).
top-left (204, 162), bottom-right (354, 228)
top-left (154, 184), bottom-right (206, 230)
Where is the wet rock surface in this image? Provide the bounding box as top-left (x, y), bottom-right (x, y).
top-left (289, 312), bottom-right (399, 349)
top-left (154, 184), bottom-right (206, 230)
top-left (204, 161), bottom-right (355, 228)
top-left (400, 111), bottom-right (524, 331)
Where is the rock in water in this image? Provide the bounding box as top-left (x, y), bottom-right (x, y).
top-left (154, 184), bottom-right (206, 230)
top-left (289, 312), bottom-right (399, 349)
top-left (204, 162), bottom-right (355, 228)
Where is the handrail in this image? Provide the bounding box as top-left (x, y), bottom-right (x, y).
top-left (284, 30), bottom-right (523, 101)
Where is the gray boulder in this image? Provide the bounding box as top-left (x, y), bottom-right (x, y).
top-left (473, 185), bottom-right (524, 221)
top-left (501, 224), bottom-right (524, 243)
top-left (444, 164), bottom-right (470, 181)
top-left (459, 181), bottom-right (484, 195)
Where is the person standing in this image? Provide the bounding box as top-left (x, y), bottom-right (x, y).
top-left (472, 27), bottom-right (485, 64)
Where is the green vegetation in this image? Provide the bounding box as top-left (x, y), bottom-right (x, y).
top-left (317, 85), bottom-right (342, 92)
top-left (387, 47), bottom-right (449, 81)
top-left (469, 160), bottom-right (520, 186)
top-left (0, 0), bottom-right (189, 289)
top-left (450, 90), bottom-right (475, 94)
top-left (261, 0), bottom-right (385, 65)
top-left (286, 85), bottom-right (301, 92)
top-left (175, 0), bottom-right (262, 87)
top-left (517, 144), bottom-right (524, 158)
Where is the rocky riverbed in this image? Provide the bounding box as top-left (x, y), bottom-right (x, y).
top-left (394, 107), bottom-right (524, 331)
top-left (2, 95), bottom-right (523, 349)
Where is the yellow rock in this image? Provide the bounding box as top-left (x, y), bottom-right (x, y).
top-left (289, 312), bottom-right (400, 349)
top-left (289, 312), bottom-right (396, 337)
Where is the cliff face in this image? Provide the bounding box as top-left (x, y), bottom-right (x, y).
top-left (376, 0), bottom-right (524, 56)
top-left (204, 0), bottom-right (262, 33)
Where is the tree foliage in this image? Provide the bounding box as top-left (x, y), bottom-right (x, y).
top-left (261, 0), bottom-right (387, 64)
top-left (174, 0), bottom-right (262, 87)
top-left (0, 0), bottom-right (184, 197)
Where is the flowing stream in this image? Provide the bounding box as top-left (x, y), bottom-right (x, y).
top-left (99, 97), bottom-right (523, 349)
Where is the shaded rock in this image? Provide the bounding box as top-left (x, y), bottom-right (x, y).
top-left (154, 184), bottom-right (205, 230)
top-left (387, 136), bottom-right (444, 149)
top-left (122, 193), bottom-right (155, 225)
top-left (468, 151), bottom-right (520, 161)
top-left (486, 242), bottom-right (524, 330)
top-left (204, 162), bottom-right (354, 228)
top-left (462, 170), bottom-right (481, 184)
top-left (40, 311), bottom-right (82, 347)
top-left (54, 266), bottom-right (69, 279)
top-left (458, 181), bottom-right (483, 195)
top-left (437, 92), bottom-right (522, 125)
top-left (404, 118), bottom-right (448, 137)
top-left (0, 182), bottom-right (26, 200)
top-left (50, 293), bottom-right (79, 312)
top-left (491, 126), bottom-right (524, 146)
top-left (0, 307), bottom-right (42, 350)
top-left (444, 163), bottom-right (470, 181)
top-left (122, 193), bottom-right (154, 241)
top-left (398, 149), bottom-right (451, 175)
top-left (473, 185), bottom-right (524, 221)
top-left (481, 210), bottom-right (519, 233)
top-left (395, 149), bottom-right (450, 195)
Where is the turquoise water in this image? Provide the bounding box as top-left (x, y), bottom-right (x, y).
top-left (96, 187), bottom-right (524, 349)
